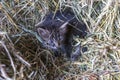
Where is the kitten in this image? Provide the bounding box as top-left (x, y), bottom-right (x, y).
top-left (36, 8), bottom-right (87, 59)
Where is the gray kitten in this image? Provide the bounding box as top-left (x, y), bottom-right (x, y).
top-left (36, 8), bottom-right (87, 59)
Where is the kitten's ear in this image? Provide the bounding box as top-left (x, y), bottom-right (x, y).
top-left (37, 28), bottom-right (50, 40)
top-left (59, 22), bottom-right (68, 34)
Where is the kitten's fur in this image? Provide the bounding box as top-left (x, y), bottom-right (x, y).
top-left (36, 8), bottom-right (87, 59)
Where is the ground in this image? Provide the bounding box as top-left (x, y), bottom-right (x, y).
top-left (0, 0), bottom-right (120, 80)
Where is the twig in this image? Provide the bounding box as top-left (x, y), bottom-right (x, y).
top-left (0, 41), bottom-right (16, 80)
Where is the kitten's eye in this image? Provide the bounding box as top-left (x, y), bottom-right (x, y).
top-left (58, 33), bottom-right (60, 37)
top-left (58, 41), bottom-right (60, 45)
top-left (46, 42), bottom-right (49, 45)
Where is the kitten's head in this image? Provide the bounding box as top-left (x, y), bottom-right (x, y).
top-left (37, 22), bottom-right (68, 53)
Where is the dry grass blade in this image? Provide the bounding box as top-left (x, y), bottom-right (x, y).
top-left (0, 64), bottom-right (12, 80)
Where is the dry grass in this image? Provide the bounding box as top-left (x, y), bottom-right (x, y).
top-left (0, 0), bottom-right (120, 80)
